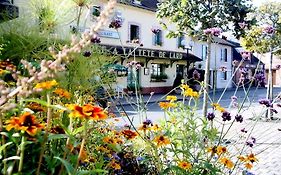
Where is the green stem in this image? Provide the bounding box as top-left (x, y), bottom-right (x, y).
top-left (0, 113), bottom-right (8, 173)
top-left (75, 119), bottom-right (88, 171)
top-left (36, 93), bottom-right (52, 175)
top-left (18, 136), bottom-right (26, 172)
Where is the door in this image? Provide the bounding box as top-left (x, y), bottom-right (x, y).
top-left (127, 67), bottom-right (140, 91)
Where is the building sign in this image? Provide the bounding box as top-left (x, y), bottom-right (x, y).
top-left (98, 30), bottom-right (119, 39)
top-left (99, 45), bottom-right (201, 61)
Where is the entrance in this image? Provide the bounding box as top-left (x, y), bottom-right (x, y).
top-left (127, 67), bottom-right (140, 91)
top-left (176, 64), bottom-right (185, 76)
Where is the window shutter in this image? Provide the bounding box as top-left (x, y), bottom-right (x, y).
top-left (136, 26), bottom-right (140, 39)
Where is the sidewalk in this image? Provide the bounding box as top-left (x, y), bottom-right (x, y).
top-left (112, 87), bottom-right (281, 106)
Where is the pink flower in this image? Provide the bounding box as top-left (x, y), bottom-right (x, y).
top-left (263, 25), bottom-right (275, 35)
top-left (204, 27), bottom-right (222, 36)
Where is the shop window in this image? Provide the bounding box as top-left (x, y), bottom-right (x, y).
top-left (177, 36), bottom-right (185, 48)
top-left (202, 45), bottom-right (208, 60)
top-left (129, 24), bottom-right (140, 42)
top-left (92, 5), bottom-right (101, 17)
top-left (153, 30), bottom-right (163, 46)
top-left (151, 63), bottom-right (167, 81)
top-left (221, 48), bottom-right (227, 62)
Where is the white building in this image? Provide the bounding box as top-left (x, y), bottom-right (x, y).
top-left (13, 0), bottom-right (235, 93)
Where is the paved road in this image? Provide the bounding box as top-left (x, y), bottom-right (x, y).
top-left (108, 87), bottom-right (281, 175)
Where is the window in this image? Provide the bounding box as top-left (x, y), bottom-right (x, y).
top-left (129, 24), bottom-right (140, 42)
top-left (153, 30), bottom-right (163, 46)
top-left (92, 5), bottom-right (101, 17)
top-left (221, 48), bottom-right (227, 62)
top-left (177, 36), bottom-right (185, 48)
top-left (202, 45), bottom-right (208, 60)
top-left (151, 63), bottom-right (163, 76)
top-left (221, 71), bottom-right (227, 80)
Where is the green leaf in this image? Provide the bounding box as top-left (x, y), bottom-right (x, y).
top-left (72, 126), bottom-right (85, 135)
top-left (23, 98), bottom-right (48, 106)
top-left (54, 157), bottom-right (74, 175)
top-left (77, 169), bottom-right (108, 175)
top-left (48, 134), bottom-right (68, 141)
top-left (50, 104), bottom-right (68, 111)
top-left (3, 156), bottom-right (20, 162)
top-left (0, 142), bottom-right (13, 154)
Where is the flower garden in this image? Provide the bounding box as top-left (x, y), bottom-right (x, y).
top-left (0, 0), bottom-right (281, 175)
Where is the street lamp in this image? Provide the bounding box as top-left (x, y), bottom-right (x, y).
top-left (181, 38), bottom-right (194, 73)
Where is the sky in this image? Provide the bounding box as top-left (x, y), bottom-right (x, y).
top-left (252, 0), bottom-right (281, 6)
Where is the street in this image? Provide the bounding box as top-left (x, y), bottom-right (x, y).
top-left (109, 87), bottom-right (281, 175)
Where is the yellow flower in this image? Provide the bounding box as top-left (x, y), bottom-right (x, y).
top-left (54, 88), bottom-right (71, 99)
top-left (219, 157), bottom-right (234, 169)
top-left (207, 146), bottom-right (217, 155)
top-left (247, 153), bottom-right (258, 163)
top-left (159, 102), bottom-right (177, 109)
top-left (35, 80), bottom-right (58, 89)
top-left (166, 95), bottom-right (177, 102)
top-left (178, 161), bottom-right (192, 170)
top-left (217, 146), bottom-right (227, 155)
top-left (154, 135), bottom-right (170, 147)
top-left (151, 124), bottom-right (161, 131)
top-left (238, 155), bottom-right (247, 162)
top-left (245, 163), bottom-right (253, 170)
top-left (103, 136), bottom-right (116, 145)
top-left (183, 88), bottom-right (200, 98)
top-left (180, 84), bottom-right (189, 90)
top-left (212, 103), bottom-right (225, 112)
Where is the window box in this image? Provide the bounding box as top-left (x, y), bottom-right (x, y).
top-left (150, 73), bottom-right (168, 82)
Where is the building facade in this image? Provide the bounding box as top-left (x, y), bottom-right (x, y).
top-left (13, 0), bottom-right (237, 94)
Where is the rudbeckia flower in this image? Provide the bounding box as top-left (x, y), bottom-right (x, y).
top-left (178, 161), bottom-right (192, 170)
top-left (121, 129), bottom-right (138, 140)
top-left (6, 112), bottom-right (44, 136)
top-left (166, 95), bottom-right (177, 102)
top-left (54, 88), bottom-right (71, 99)
top-left (154, 135), bottom-right (170, 147)
top-left (219, 157), bottom-right (234, 169)
top-left (67, 104), bottom-right (107, 120)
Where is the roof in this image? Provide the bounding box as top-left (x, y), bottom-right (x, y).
top-left (213, 37), bottom-right (237, 47)
top-left (233, 48), bottom-right (264, 65)
top-left (118, 0), bottom-right (158, 12)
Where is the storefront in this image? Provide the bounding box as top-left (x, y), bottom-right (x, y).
top-left (100, 45), bottom-right (202, 94)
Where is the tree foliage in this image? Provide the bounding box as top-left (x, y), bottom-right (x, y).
top-left (156, 0), bottom-right (254, 39)
top-left (241, 2), bottom-right (281, 54)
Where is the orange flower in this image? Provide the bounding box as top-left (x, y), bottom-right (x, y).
top-left (217, 146), bottom-right (227, 155)
top-left (247, 153), bottom-right (258, 163)
top-left (103, 136), bottom-right (116, 145)
top-left (6, 112), bottom-right (44, 136)
top-left (54, 88), bottom-right (71, 99)
top-left (154, 135), bottom-right (170, 147)
top-left (219, 157), bottom-right (234, 169)
top-left (121, 129), bottom-right (138, 140)
top-left (159, 102), bottom-right (177, 109)
top-left (238, 155), bottom-right (247, 162)
top-left (67, 104), bottom-right (107, 120)
top-left (245, 163), bottom-right (253, 170)
top-left (35, 80), bottom-right (58, 89)
top-left (178, 161), bottom-right (192, 170)
top-left (27, 102), bottom-right (45, 112)
top-left (110, 160), bottom-right (121, 170)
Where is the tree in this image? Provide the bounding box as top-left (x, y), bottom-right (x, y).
top-left (157, 0), bottom-right (254, 117)
top-left (241, 1), bottom-right (281, 118)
